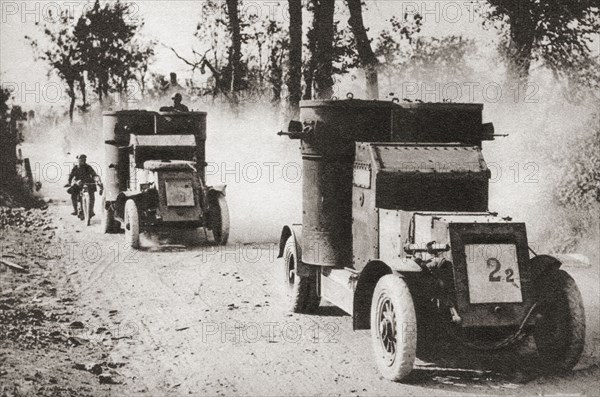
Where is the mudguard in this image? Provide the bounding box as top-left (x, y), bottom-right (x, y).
top-left (208, 184), bottom-right (227, 196)
top-left (530, 254), bottom-right (562, 282)
top-left (278, 225), bottom-right (313, 278)
top-left (114, 191), bottom-right (145, 219)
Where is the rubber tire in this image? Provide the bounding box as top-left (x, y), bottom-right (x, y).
top-left (82, 192), bottom-right (91, 226)
top-left (282, 237), bottom-right (320, 313)
top-left (102, 203), bottom-right (119, 234)
top-left (371, 275), bottom-right (417, 382)
top-left (534, 269), bottom-right (586, 373)
top-left (209, 195), bottom-right (230, 245)
top-left (77, 196), bottom-right (84, 220)
top-left (124, 199), bottom-right (140, 249)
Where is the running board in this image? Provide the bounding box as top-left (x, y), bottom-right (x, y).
top-left (320, 268), bottom-right (358, 315)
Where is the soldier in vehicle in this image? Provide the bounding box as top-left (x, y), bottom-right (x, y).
top-left (64, 154), bottom-right (102, 217)
top-left (172, 93), bottom-right (189, 112)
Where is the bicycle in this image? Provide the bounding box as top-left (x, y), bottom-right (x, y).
top-left (65, 181), bottom-right (103, 226)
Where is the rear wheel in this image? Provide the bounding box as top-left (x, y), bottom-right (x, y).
top-left (208, 194), bottom-right (230, 245)
top-left (124, 199), bottom-right (140, 249)
top-left (534, 270), bottom-right (586, 373)
top-left (282, 237), bottom-right (320, 313)
top-left (371, 275), bottom-right (417, 382)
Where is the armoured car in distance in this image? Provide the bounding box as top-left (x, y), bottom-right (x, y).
top-left (102, 110), bottom-right (229, 248)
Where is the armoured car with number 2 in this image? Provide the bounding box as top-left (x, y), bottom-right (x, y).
top-left (277, 97), bottom-right (585, 381)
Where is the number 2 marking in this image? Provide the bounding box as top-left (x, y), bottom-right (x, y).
top-left (487, 258), bottom-right (515, 283)
top-left (505, 268), bottom-right (515, 282)
top-left (488, 258), bottom-right (501, 282)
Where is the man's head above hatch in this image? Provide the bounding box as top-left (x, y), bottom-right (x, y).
top-left (172, 93), bottom-right (183, 105)
top-left (77, 154), bottom-right (87, 166)
top-left (170, 93), bottom-right (189, 112)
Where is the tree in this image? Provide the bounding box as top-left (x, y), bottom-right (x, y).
top-left (304, 0), bottom-right (355, 99)
top-left (346, 0), bottom-right (379, 99)
top-left (484, 0), bottom-right (600, 83)
top-left (28, 0), bottom-right (153, 118)
top-left (27, 11), bottom-right (83, 121)
top-left (225, 0), bottom-right (243, 97)
top-left (74, 0), bottom-right (154, 104)
top-left (287, 0), bottom-right (303, 114)
top-left (192, 0), bottom-right (231, 98)
top-left (0, 87), bottom-right (15, 186)
top-left (373, 15), bottom-right (476, 98)
top-left (312, 0), bottom-right (336, 99)
top-left (402, 36), bottom-right (476, 82)
top-left (264, 21), bottom-right (289, 104)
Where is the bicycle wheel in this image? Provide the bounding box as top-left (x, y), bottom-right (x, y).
top-left (82, 192), bottom-right (91, 226)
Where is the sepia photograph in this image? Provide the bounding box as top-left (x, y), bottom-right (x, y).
top-left (0, 0), bottom-right (599, 396)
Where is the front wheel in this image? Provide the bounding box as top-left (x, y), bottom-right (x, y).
top-left (124, 199), bottom-right (140, 249)
top-left (371, 275), bottom-right (417, 382)
top-left (282, 237), bottom-right (320, 313)
top-left (208, 194), bottom-right (230, 245)
top-left (534, 270), bottom-right (586, 373)
top-left (82, 192), bottom-right (91, 226)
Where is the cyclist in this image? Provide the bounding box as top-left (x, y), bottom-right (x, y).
top-left (65, 154), bottom-right (102, 217)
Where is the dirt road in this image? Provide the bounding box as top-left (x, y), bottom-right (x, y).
top-left (35, 200), bottom-right (598, 397)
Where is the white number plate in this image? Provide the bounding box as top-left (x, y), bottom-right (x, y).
top-left (165, 180), bottom-right (195, 207)
top-left (465, 244), bottom-right (522, 304)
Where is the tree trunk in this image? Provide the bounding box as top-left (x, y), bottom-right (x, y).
top-left (303, 1), bottom-right (319, 100)
top-left (226, 0), bottom-right (242, 98)
top-left (505, 5), bottom-right (536, 85)
top-left (346, 0), bottom-right (379, 99)
top-left (79, 77), bottom-right (87, 107)
top-left (287, 0), bottom-right (303, 114)
top-left (67, 80), bottom-right (76, 123)
top-left (313, 0), bottom-right (335, 99)
top-left (0, 90), bottom-right (16, 188)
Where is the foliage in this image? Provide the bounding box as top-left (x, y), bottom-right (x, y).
top-left (192, 1), bottom-right (289, 102)
top-left (1, 87), bottom-right (10, 116)
top-left (73, 0), bottom-right (154, 100)
top-left (27, 0), bottom-right (154, 119)
top-left (26, 10), bottom-right (83, 119)
top-left (374, 14), bottom-right (475, 90)
top-left (483, 0), bottom-right (600, 81)
top-left (554, 112), bottom-right (600, 211)
top-left (374, 14), bottom-right (423, 67)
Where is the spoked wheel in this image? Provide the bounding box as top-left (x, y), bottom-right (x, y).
top-left (534, 269), bottom-right (586, 373)
top-left (77, 197), bottom-right (85, 220)
top-left (282, 236), bottom-right (320, 313)
top-left (82, 191), bottom-right (91, 226)
top-left (371, 275), bottom-right (417, 382)
top-left (124, 199), bottom-right (140, 249)
top-left (208, 194), bottom-right (230, 245)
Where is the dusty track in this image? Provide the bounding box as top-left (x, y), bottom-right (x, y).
top-left (45, 201), bottom-right (600, 397)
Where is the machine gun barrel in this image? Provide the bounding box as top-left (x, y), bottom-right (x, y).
top-left (277, 120), bottom-right (315, 140)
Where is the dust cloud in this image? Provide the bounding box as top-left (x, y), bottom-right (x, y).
top-left (18, 72), bottom-right (599, 258)
top-left (20, 98), bottom-right (302, 244)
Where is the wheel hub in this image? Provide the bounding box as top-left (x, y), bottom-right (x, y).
top-left (379, 298), bottom-right (397, 359)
